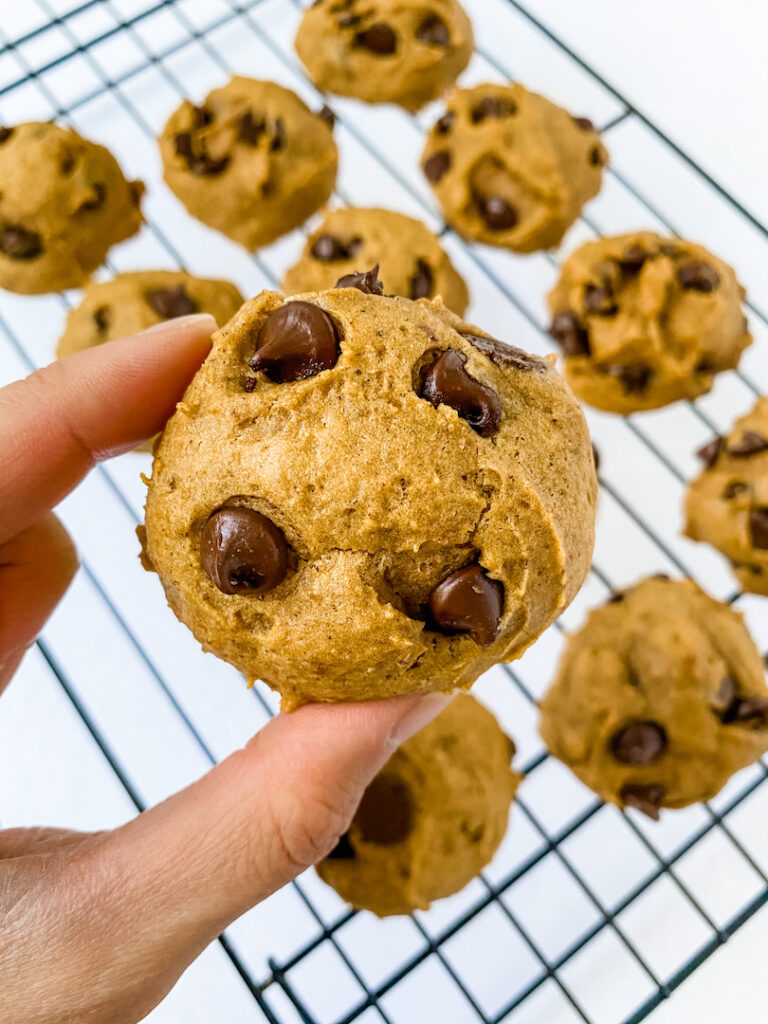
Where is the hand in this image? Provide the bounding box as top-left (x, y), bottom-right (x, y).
top-left (0, 316), bottom-right (450, 1024)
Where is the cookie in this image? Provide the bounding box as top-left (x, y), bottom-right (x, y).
top-left (159, 78), bottom-right (338, 250)
top-left (56, 270), bottom-right (244, 358)
top-left (0, 122), bottom-right (143, 295)
top-left (316, 694), bottom-right (520, 916)
top-left (548, 232), bottom-right (752, 413)
top-left (539, 577), bottom-right (768, 818)
top-left (685, 398), bottom-right (768, 596)
top-left (282, 207), bottom-right (469, 314)
top-left (295, 0), bottom-right (473, 112)
top-left (421, 83), bottom-right (607, 252)
top-left (141, 269), bottom-right (597, 709)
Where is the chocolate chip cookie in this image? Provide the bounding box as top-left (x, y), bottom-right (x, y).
top-left (0, 122), bottom-right (143, 295)
top-left (141, 269), bottom-right (597, 709)
top-left (539, 577), bottom-right (768, 819)
top-left (159, 78), bottom-right (338, 250)
top-left (282, 207), bottom-right (469, 314)
top-left (548, 232), bottom-right (752, 413)
top-left (685, 398), bottom-right (768, 596)
top-left (421, 83), bottom-right (607, 252)
top-left (317, 694), bottom-right (520, 916)
top-left (295, 0), bottom-right (473, 111)
top-left (56, 270), bottom-right (244, 358)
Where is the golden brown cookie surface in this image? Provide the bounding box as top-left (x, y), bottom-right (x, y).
top-left (685, 398), bottom-right (768, 596)
top-left (539, 577), bottom-right (768, 818)
top-left (159, 78), bottom-right (338, 250)
top-left (421, 83), bottom-right (606, 252)
top-left (548, 232), bottom-right (751, 413)
top-left (316, 694), bottom-right (520, 916)
top-left (56, 270), bottom-right (244, 358)
top-left (282, 207), bottom-right (469, 314)
top-left (295, 0), bottom-right (473, 111)
top-left (0, 122), bottom-right (143, 295)
top-left (142, 273), bottom-right (596, 708)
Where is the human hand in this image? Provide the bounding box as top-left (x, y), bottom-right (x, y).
top-left (0, 316), bottom-right (450, 1024)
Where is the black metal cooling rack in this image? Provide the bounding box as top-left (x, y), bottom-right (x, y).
top-left (1, 2), bottom-right (768, 1022)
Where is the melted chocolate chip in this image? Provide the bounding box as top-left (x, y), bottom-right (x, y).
top-left (729, 431), bottom-right (768, 457)
top-left (471, 96), bottom-right (517, 123)
top-left (201, 506), bottom-right (289, 596)
top-left (78, 182), bottom-right (106, 212)
top-left (435, 112), bottom-right (455, 135)
top-left (0, 127), bottom-right (12, 143)
top-left (584, 284), bottom-right (617, 315)
top-left (335, 265), bottom-right (383, 294)
top-left (353, 22), bottom-right (397, 54)
top-left (419, 349), bottom-right (502, 436)
top-left (409, 258), bottom-right (434, 300)
top-left (722, 480), bottom-right (750, 500)
top-left (461, 331), bottom-right (548, 372)
top-left (573, 116), bottom-right (594, 131)
top-left (270, 117), bottom-right (286, 152)
top-left (251, 301), bottom-right (340, 383)
top-left (93, 306), bottom-right (110, 335)
top-left (610, 722), bottom-right (667, 765)
top-left (589, 145), bottom-right (605, 167)
top-left (318, 104), bottom-right (336, 128)
top-left (428, 564), bottom-right (504, 646)
top-left (146, 285), bottom-right (198, 319)
top-left (697, 436), bottom-right (722, 468)
top-left (327, 833), bottom-right (355, 860)
top-left (678, 261), bottom-right (720, 293)
top-left (722, 695), bottom-right (768, 727)
top-left (476, 194), bottom-right (518, 231)
top-left (607, 364), bottom-right (652, 394)
top-left (549, 312), bottom-right (590, 356)
top-left (311, 233), bottom-right (362, 262)
top-left (750, 508), bottom-right (768, 550)
top-left (423, 150), bottom-right (451, 183)
top-left (355, 778), bottom-right (414, 845)
top-left (237, 110), bottom-right (266, 146)
top-left (416, 13), bottom-right (450, 46)
top-left (0, 224), bottom-right (43, 260)
top-left (620, 783), bottom-right (665, 820)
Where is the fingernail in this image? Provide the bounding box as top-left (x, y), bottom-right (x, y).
top-left (389, 691), bottom-right (454, 748)
top-left (139, 313), bottom-right (217, 336)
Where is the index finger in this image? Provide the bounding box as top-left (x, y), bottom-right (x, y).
top-left (0, 314), bottom-right (215, 545)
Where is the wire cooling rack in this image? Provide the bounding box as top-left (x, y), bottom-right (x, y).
top-left (1, 2), bottom-right (768, 1022)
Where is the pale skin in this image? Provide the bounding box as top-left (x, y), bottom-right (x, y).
top-left (0, 314), bottom-right (449, 1024)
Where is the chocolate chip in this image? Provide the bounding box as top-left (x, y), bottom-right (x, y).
top-left (573, 116), bottom-right (594, 131)
top-left (584, 284), bottom-right (617, 315)
top-left (327, 833), bottom-right (355, 860)
top-left (0, 224), bottom-right (43, 260)
top-left (338, 13), bottom-right (362, 27)
top-left (722, 695), bottom-right (768, 727)
top-left (129, 180), bottom-right (143, 207)
top-left (311, 233), bottom-right (361, 262)
top-left (461, 330), bottom-right (548, 372)
top-left (353, 22), bottom-right (397, 54)
top-left (697, 436), bottom-right (722, 468)
top-left (193, 105), bottom-right (213, 128)
top-left (175, 132), bottom-right (193, 157)
top-left (435, 112), bottom-right (455, 135)
top-left (608, 591), bottom-right (625, 603)
top-left (729, 431), bottom-right (768, 457)
top-left (355, 778), bottom-right (414, 845)
top-left (620, 783), bottom-right (665, 820)
top-left (243, 376), bottom-right (258, 393)
top-left (318, 104), bottom-right (336, 128)
top-left (201, 506), bottom-right (289, 596)
top-left (619, 245), bottom-right (649, 274)
top-left (78, 182), bottom-right (106, 212)
top-left (750, 508), bottom-right (768, 550)
top-left (423, 150), bottom-right (451, 183)
top-left (419, 349), bottom-right (502, 437)
top-left (428, 564), bottom-right (504, 646)
top-left (237, 110), bottom-right (266, 146)
top-left (270, 117), bottom-right (286, 152)
top-left (471, 96), bottom-right (517, 123)
top-left (93, 306), bottom-right (110, 335)
top-left (678, 261), bottom-right (720, 293)
top-left (589, 145), bottom-right (605, 167)
top-left (722, 481), bottom-right (750, 500)
top-left (175, 131), bottom-right (229, 175)
top-left (60, 153), bottom-right (75, 175)
top-left (0, 127), bottom-right (12, 143)
top-left (476, 195), bottom-right (518, 231)
top-left (416, 13), bottom-right (450, 46)
top-left (250, 301), bottom-right (340, 383)
top-left (409, 258), bottom-right (434, 300)
top-left (610, 722), bottom-right (667, 765)
top-left (592, 443), bottom-right (600, 471)
top-left (335, 265), bottom-right (383, 294)
top-left (549, 312), bottom-right (590, 356)
top-left (146, 285), bottom-right (198, 319)
top-left (607, 364), bottom-right (652, 394)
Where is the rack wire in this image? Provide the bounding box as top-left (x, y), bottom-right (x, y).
top-left (1, 2), bottom-right (767, 1022)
